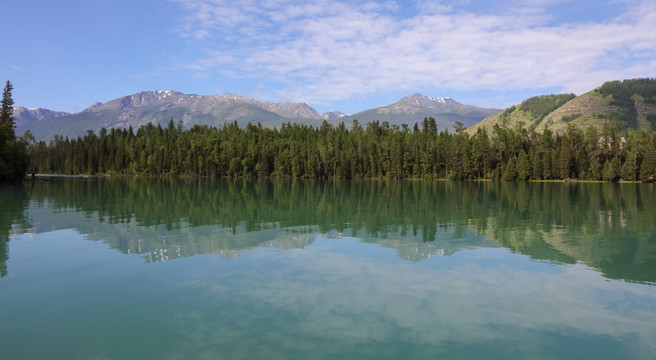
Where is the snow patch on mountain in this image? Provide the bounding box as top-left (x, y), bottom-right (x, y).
top-left (429, 96), bottom-right (456, 104)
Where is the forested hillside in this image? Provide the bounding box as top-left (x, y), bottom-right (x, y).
top-left (27, 117), bottom-right (656, 182)
top-left (597, 78), bottom-right (656, 129)
top-left (467, 94), bottom-right (575, 134)
top-left (469, 78), bottom-right (656, 135)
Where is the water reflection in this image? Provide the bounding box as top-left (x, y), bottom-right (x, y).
top-left (2, 178), bottom-right (656, 284)
top-left (0, 184), bottom-right (30, 277)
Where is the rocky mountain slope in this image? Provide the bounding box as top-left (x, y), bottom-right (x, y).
top-left (15, 91), bottom-right (330, 141)
top-left (15, 91), bottom-right (497, 141)
top-left (12, 107), bottom-right (70, 124)
top-left (339, 94), bottom-right (500, 129)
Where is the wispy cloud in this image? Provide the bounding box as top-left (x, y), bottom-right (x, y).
top-left (172, 0), bottom-right (656, 105)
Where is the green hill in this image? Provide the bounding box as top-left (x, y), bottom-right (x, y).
top-left (467, 78), bottom-right (656, 135)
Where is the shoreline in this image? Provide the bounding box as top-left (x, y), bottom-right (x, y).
top-left (20, 173), bottom-right (652, 184)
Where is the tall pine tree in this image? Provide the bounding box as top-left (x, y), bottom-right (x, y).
top-left (0, 80), bottom-right (29, 181)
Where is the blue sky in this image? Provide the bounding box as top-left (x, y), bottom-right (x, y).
top-left (2, 0), bottom-right (655, 115)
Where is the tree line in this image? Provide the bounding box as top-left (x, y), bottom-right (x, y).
top-left (26, 116), bottom-right (656, 182)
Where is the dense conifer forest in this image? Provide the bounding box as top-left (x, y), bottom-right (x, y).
top-left (11, 78), bottom-right (656, 182)
top-left (26, 116), bottom-right (656, 182)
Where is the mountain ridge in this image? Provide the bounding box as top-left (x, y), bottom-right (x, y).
top-left (15, 91), bottom-right (497, 141)
top-left (338, 93), bottom-right (500, 129)
top-left (12, 107), bottom-right (71, 123)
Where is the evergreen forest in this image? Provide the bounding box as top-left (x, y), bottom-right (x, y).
top-left (9, 78), bottom-right (656, 182)
top-left (26, 116), bottom-right (656, 182)
top-left (597, 78), bottom-right (656, 129)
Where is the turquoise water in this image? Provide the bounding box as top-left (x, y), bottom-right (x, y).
top-left (1, 178), bottom-right (655, 359)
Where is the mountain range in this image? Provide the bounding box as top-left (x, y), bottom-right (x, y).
top-left (16, 79), bottom-right (656, 142)
top-left (14, 91), bottom-right (500, 141)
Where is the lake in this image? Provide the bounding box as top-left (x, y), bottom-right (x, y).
top-left (1, 178), bottom-right (655, 359)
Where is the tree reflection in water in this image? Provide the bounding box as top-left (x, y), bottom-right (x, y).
top-left (3, 178), bottom-right (655, 284)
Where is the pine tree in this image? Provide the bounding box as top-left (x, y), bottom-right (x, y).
top-left (516, 150), bottom-right (530, 181)
top-left (603, 157), bottom-right (620, 182)
top-left (602, 160), bottom-right (613, 182)
top-left (0, 80), bottom-right (15, 149)
top-left (502, 156), bottom-right (517, 181)
top-left (0, 80), bottom-right (29, 181)
top-left (640, 136), bottom-right (656, 181)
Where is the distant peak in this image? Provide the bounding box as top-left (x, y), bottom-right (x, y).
top-left (404, 93), bottom-right (426, 99)
top-left (138, 90), bottom-right (176, 99)
top-left (401, 94), bottom-right (458, 104)
top-left (321, 111), bottom-right (347, 121)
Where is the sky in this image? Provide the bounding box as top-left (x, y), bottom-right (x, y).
top-left (2, 0), bottom-right (655, 115)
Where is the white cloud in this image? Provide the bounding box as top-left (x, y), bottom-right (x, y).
top-left (165, 236), bottom-right (656, 358)
top-left (173, 0), bottom-right (656, 105)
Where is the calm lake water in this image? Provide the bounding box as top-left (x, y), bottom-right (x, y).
top-left (1, 178), bottom-right (656, 359)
